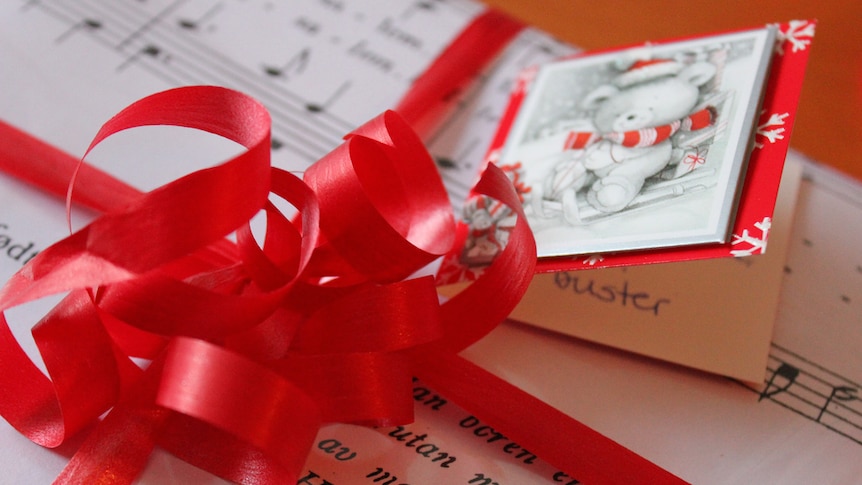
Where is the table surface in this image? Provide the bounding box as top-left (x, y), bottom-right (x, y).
top-left (484, 0), bottom-right (862, 182)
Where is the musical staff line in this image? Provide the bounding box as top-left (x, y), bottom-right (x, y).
top-left (49, 0), bottom-right (349, 163)
top-left (177, 2), bottom-right (224, 31)
top-left (26, 0), bottom-right (467, 168)
top-left (19, 0), bottom-right (575, 211)
top-left (115, 0), bottom-right (187, 49)
top-left (738, 343), bottom-right (862, 446)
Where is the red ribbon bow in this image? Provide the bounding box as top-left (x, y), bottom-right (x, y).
top-left (0, 85), bottom-right (686, 485)
top-left (0, 84), bottom-right (536, 483)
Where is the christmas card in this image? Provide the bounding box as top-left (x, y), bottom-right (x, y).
top-left (438, 21), bottom-right (814, 381)
top-left (442, 23), bottom-right (812, 274)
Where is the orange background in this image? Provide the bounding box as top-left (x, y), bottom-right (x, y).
top-left (484, 0), bottom-right (862, 181)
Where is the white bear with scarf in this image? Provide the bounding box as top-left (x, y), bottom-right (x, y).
top-left (554, 57), bottom-right (717, 216)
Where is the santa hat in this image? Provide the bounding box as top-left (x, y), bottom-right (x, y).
top-left (614, 58), bottom-right (683, 88)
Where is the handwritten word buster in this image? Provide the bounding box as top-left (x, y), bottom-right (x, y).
top-left (553, 272), bottom-right (670, 316)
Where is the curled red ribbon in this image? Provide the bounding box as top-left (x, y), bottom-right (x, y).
top-left (0, 84), bottom-right (685, 485)
top-left (0, 10), bottom-right (687, 484)
top-left (0, 84), bottom-right (535, 484)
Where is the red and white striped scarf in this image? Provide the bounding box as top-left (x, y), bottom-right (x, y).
top-left (563, 106), bottom-right (716, 150)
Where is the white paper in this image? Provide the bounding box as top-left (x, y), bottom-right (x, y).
top-left (1, 1), bottom-right (858, 484)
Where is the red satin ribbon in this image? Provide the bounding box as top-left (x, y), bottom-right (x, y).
top-left (0, 84), bottom-right (536, 483)
top-left (0, 10), bottom-right (687, 485)
top-left (395, 9), bottom-right (526, 136)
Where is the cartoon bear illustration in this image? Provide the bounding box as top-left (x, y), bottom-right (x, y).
top-left (548, 58), bottom-right (718, 218)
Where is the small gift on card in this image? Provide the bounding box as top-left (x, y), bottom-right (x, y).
top-left (442, 22), bottom-right (813, 276)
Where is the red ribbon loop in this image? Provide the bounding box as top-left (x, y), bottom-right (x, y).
top-left (0, 290), bottom-right (136, 448)
top-left (0, 85), bottom-right (496, 484)
top-left (291, 277), bottom-right (442, 355)
top-left (304, 111), bottom-right (454, 284)
top-left (0, 82), bottom-right (684, 484)
top-left (77, 85), bottom-right (273, 273)
top-left (157, 337), bottom-right (321, 477)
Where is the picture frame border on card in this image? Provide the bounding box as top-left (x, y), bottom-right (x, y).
top-left (487, 26), bottom-right (777, 259)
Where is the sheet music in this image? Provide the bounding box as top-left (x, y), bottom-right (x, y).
top-left (1, 0), bottom-right (571, 204)
top-left (8, 0), bottom-right (481, 164)
top-left (1, 1), bottom-right (859, 483)
top-left (743, 160), bottom-right (862, 446)
top-left (746, 343), bottom-right (861, 445)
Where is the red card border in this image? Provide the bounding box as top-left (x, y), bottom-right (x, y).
top-left (479, 21), bottom-right (815, 273)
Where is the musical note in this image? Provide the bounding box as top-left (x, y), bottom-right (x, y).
top-left (817, 385), bottom-right (859, 422)
top-left (306, 81), bottom-right (351, 113)
top-left (117, 0), bottom-right (187, 49)
top-left (740, 344), bottom-right (861, 446)
top-left (117, 44), bottom-right (171, 71)
top-left (263, 48), bottom-right (311, 79)
top-left (177, 2), bottom-right (223, 31)
top-left (55, 17), bottom-right (102, 43)
top-left (759, 362), bottom-right (800, 401)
